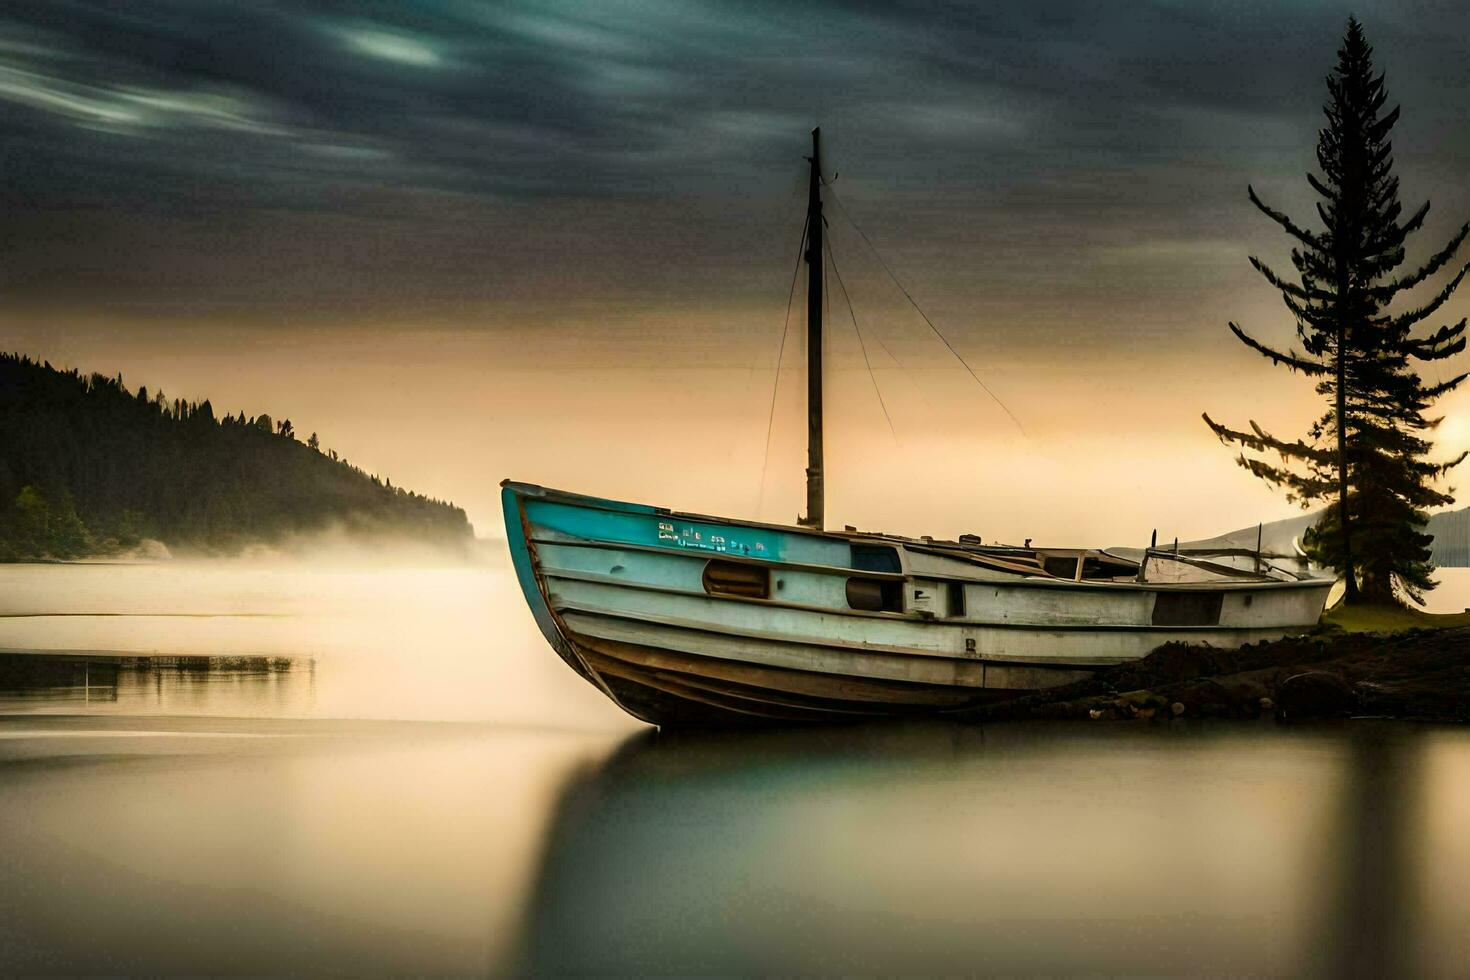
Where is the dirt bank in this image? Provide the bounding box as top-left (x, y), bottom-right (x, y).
top-left (959, 627), bottom-right (1470, 724)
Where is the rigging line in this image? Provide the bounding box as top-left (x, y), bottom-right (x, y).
top-left (827, 237), bottom-right (898, 443)
top-left (826, 233), bottom-right (936, 416)
top-left (866, 324), bottom-right (902, 367)
top-left (757, 212), bottom-right (809, 516)
top-left (824, 184), bottom-right (1027, 436)
top-left (818, 180), bottom-right (900, 370)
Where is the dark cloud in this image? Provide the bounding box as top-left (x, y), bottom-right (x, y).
top-left (4, 0), bottom-right (1470, 323)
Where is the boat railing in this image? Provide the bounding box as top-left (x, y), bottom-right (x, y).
top-left (1134, 547), bottom-right (1316, 583)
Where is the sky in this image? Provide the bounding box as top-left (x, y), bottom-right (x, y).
top-left (5, 0), bottom-right (1470, 544)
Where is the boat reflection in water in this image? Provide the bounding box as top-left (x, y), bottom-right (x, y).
top-left (515, 720), bottom-right (1463, 977)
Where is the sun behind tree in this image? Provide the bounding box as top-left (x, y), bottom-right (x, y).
top-left (1204, 17), bottom-right (1470, 606)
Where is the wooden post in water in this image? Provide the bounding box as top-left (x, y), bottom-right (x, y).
top-left (799, 127), bottom-right (825, 529)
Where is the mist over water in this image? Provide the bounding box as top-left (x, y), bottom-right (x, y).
top-left (0, 557), bottom-right (1467, 975)
top-left (0, 556), bottom-right (632, 727)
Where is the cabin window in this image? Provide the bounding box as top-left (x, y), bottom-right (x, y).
top-left (1151, 591), bottom-right (1223, 627)
top-left (947, 583), bottom-right (967, 617)
top-left (702, 560), bottom-right (769, 599)
top-left (852, 544), bottom-right (902, 574)
top-left (1042, 554), bottom-right (1135, 581)
top-left (1042, 556), bottom-right (1080, 579)
top-left (847, 577), bottom-right (904, 613)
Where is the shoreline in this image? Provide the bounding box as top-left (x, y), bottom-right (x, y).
top-left (959, 625), bottom-right (1470, 725)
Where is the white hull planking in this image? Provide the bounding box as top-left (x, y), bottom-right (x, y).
top-left (536, 540), bottom-right (1331, 691)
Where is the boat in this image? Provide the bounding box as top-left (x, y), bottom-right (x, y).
top-left (502, 129), bottom-right (1335, 727)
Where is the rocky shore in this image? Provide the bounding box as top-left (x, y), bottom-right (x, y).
top-left (959, 625), bottom-right (1470, 725)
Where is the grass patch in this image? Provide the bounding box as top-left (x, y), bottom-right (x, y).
top-left (1321, 601), bottom-right (1470, 633)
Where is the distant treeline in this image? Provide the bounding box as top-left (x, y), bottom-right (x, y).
top-left (0, 353), bottom-right (472, 559)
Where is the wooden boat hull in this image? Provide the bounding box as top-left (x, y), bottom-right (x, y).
top-left (502, 482), bottom-right (1334, 727)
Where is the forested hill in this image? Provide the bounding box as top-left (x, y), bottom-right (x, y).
top-left (0, 353), bottom-right (472, 559)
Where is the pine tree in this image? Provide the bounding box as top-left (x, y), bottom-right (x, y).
top-left (1203, 18), bottom-right (1469, 605)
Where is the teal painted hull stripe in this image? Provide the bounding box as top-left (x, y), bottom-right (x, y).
top-left (523, 498), bottom-right (858, 568)
top-left (502, 487), bottom-right (580, 667)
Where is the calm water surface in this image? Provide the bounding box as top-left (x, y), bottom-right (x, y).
top-left (0, 560), bottom-right (1467, 976)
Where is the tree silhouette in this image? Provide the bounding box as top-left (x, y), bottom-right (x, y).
top-left (1204, 18), bottom-right (1469, 605)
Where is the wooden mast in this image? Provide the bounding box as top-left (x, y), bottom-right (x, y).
top-left (799, 126), bottom-right (825, 529)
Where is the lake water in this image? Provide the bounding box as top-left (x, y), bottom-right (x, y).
top-left (1, 560), bottom-right (1467, 975)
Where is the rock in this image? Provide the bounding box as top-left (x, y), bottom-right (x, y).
top-left (1210, 676), bottom-right (1272, 707)
top-left (1274, 671), bottom-right (1356, 721)
top-left (1121, 643), bottom-right (1242, 686)
top-left (1171, 701), bottom-right (1186, 717)
top-left (1165, 677), bottom-right (1267, 718)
